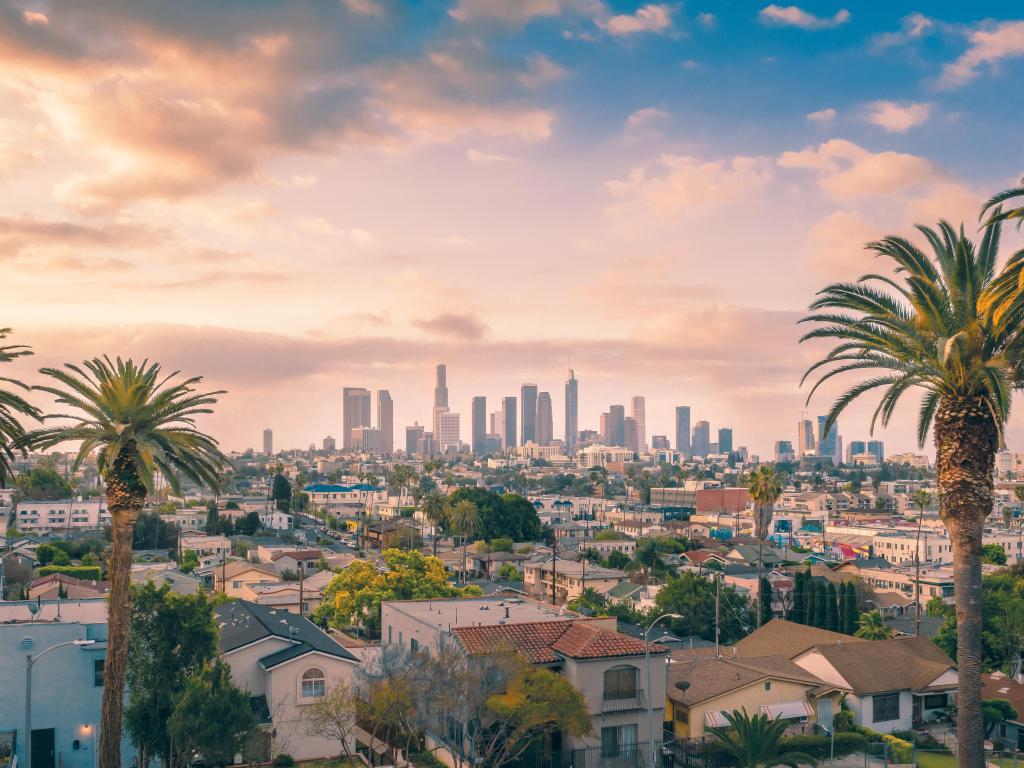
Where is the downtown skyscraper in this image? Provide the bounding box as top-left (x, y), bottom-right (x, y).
top-left (536, 391), bottom-right (553, 446)
top-left (797, 419), bottom-right (815, 457)
top-left (520, 383), bottom-right (537, 445)
top-left (502, 396), bottom-right (518, 451)
top-left (342, 387), bottom-right (372, 449)
top-left (471, 396), bottom-right (487, 456)
top-left (565, 370), bottom-right (578, 454)
top-left (692, 420), bottom-right (710, 457)
top-left (377, 390), bottom-right (393, 454)
top-left (630, 396), bottom-right (646, 453)
top-left (675, 406), bottom-right (691, 458)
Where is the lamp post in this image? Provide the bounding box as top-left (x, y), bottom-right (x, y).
top-left (646, 613), bottom-right (682, 768)
top-left (816, 722), bottom-right (835, 767)
top-left (25, 638), bottom-right (96, 768)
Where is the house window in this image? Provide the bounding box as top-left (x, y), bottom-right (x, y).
top-left (94, 658), bottom-right (105, 687)
top-left (673, 706), bottom-right (689, 724)
top-left (603, 665), bottom-right (639, 700)
top-left (872, 693), bottom-right (901, 723)
top-left (601, 724), bottom-right (638, 758)
top-left (301, 667), bottom-right (326, 698)
top-left (764, 681), bottom-right (772, 691)
top-left (411, 638), bottom-right (419, 652)
top-left (923, 694), bottom-right (947, 710)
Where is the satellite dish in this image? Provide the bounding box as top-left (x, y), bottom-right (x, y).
top-left (675, 680), bottom-right (691, 691)
top-left (28, 603), bottom-right (39, 615)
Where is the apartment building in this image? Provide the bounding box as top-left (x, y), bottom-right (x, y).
top-left (15, 498), bottom-right (110, 533)
top-left (522, 558), bottom-right (629, 604)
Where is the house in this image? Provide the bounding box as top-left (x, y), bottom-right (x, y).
top-left (129, 563), bottom-right (201, 595)
top-left (213, 560), bottom-right (278, 597)
top-left (666, 654), bottom-right (844, 738)
top-left (522, 558), bottom-right (629, 604)
top-left (982, 672), bottom-right (1024, 750)
top-left (241, 581), bottom-right (324, 616)
top-left (178, 532), bottom-right (231, 557)
top-left (363, 519), bottom-right (421, 549)
top-left (28, 573), bottom-right (108, 600)
top-left (216, 601), bottom-right (360, 761)
top-left (14, 498), bottom-right (110, 533)
top-left (270, 549), bottom-right (323, 576)
top-left (724, 544), bottom-right (785, 567)
top-left (586, 539), bottom-right (637, 558)
top-left (468, 550), bottom-right (530, 579)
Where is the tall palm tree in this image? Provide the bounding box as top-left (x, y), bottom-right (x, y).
top-left (911, 489), bottom-right (932, 637)
top-left (449, 499), bottom-right (479, 584)
top-left (799, 214), bottom-right (1022, 767)
top-left (22, 357), bottom-right (227, 768)
top-left (854, 609), bottom-right (894, 640)
top-left (981, 182), bottom-right (1024, 227)
top-left (421, 491), bottom-right (450, 557)
top-left (707, 709), bottom-right (815, 768)
top-left (0, 329), bottom-right (40, 486)
top-left (746, 466), bottom-right (782, 627)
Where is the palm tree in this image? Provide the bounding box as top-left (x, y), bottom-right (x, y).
top-left (0, 329), bottom-right (40, 486)
top-left (799, 214), bottom-right (1023, 767)
top-left (981, 182), bottom-right (1024, 227)
top-left (421, 491), bottom-right (450, 557)
top-left (449, 499), bottom-right (479, 584)
top-left (911, 489), bottom-right (931, 637)
top-left (854, 609), bottom-right (894, 640)
top-left (22, 357), bottom-right (227, 768)
top-left (746, 466), bottom-right (783, 627)
top-left (707, 708), bottom-right (815, 768)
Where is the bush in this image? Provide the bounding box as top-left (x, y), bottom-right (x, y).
top-left (833, 709), bottom-right (855, 732)
top-left (272, 754), bottom-right (294, 767)
top-left (38, 565), bottom-right (102, 581)
top-left (882, 734), bottom-right (913, 763)
top-left (408, 750), bottom-right (447, 768)
top-left (779, 732), bottom-right (866, 759)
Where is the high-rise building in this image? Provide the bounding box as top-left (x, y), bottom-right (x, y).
top-left (262, 428), bottom-right (273, 455)
top-left (520, 384), bottom-right (537, 445)
top-left (652, 435), bottom-right (670, 450)
top-left (434, 364), bottom-right (448, 409)
top-left (322, 435), bottom-right (336, 452)
top-left (718, 428), bottom-right (733, 455)
top-left (342, 387), bottom-right (372, 450)
top-left (630, 396), bottom-right (646, 452)
top-left (377, 390), bottom-right (393, 454)
top-left (536, 392), bottom-right (553, 446)
top-left (817, 416), bottom-right (840, 464)
top-left (846, 440), bottom-right (866, 464)
top-left (692, 421), bottom-right (710, 457)
top-left (565, 370), bottom-right (579, 454)
top-left (502, 397), bottom-right (518, 451)
top-left (351, 426), bottom-right (382, 453)
top-left (624, 417), bottom-right (639, 454)
top-left (438, 412), bottom-right (460, 453)
top-left (471, 396), bottom-right (487, 455)
top-left (675, 406), bottom-right (691, 458)
top-left (405, 423), bottom-right (424, 454)
top-left (490, 410), bottom-right (502, 441)
top-left (774, 440), bottom-right (795, 462)
top-left (867, 440), bottom-right (885, 464)
top-left (797, 419), bottom-right (816, 457)
top-left (600, 405), bottom-right (625, 446)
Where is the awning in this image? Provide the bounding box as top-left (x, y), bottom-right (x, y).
top-left (760, 701), bottom-right (814, 720)
top-left (704, 710), bottom-right (731, 728)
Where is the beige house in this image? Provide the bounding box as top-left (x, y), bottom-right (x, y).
top-left (522, 558), bottom-right (628, 604)
top-left (214, 560), bottom-right (278, 597)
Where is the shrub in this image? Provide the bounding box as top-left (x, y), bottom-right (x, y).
top-left (272, 754), bottom-right (294, 767)
top-left (833, 709), bottom-right (855, 732)
top-left (38, 565), bottom-right (102, 581)
top-left (882, 734), bottom-right (913, 763)
top-left (779, 732), bottom-right (866, 759)
top-left (408, 750), bottom-right (447, 768)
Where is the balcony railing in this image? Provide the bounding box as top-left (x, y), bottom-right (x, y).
top-left (602, 688), bottom-right (646, 713)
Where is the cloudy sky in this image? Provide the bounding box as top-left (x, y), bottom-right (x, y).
top-left (1, 0), bottom-right (1023, 456)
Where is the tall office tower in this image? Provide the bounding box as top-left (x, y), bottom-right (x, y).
top-left (322, 435), bottom-right (336, 452)
top-left (846, 440), bottom-right (866, 464)
top-left (342, 387), bottom-right (372, 449)
top-left (797, 419), bottom-right (816, 456)
top-left (630, 396), bottom-right (647, 452)
top-left (471, 396), bottom-right (487, 455)
top-left (817, 415), bottom-right (840, 464)
top-left (718, 428), bottom-right (733, 455)
top-left (432, 405), bottom-right (449, 442)
top-left (624, 417), bottom-right (639, 454)
top-left (490, 410), bottom-right (502, 440)
top-left (675, 406), bottom-right (691, 458)
top-left (536, 391), bottom-right (553, 446)
top-left (692, 420), bottom-right (710, 457)
top-left (652, 435), bottom-right (670, 450)
top-left (520, 384), bottom-right (538, 445)
top-left (565, 370), bottom-right (579, 454)
top-left (434, 363), bottom-right (448, 408)
top-left (867, 440), bottom-right (885, 464)
top-left (376, 390), bottom-right (393, 454)
top-left (609, 404), bottom-right (625, 446)
top-left (405, 423), bottom-right (424, 454)
top-left (774, 440), bottom-right (795, 462)
top-left (351, 427), bottom-right (382, 453)
top-left (502, 396), bottom-right (518, 451)
top-left (438, 412), bottom-right (460, 452)
top-left (262, 428), bottom-right (273, 455)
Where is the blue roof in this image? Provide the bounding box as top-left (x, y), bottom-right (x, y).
top-left (304, 483), bottom-right (382, 493)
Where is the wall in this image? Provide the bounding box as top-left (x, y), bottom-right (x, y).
top-left (668, 679), bottom-right (824, 738)
top-left (856, 691), bottom-right (914, 733)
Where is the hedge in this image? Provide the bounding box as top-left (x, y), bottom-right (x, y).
top-left (779, 732), bottom-right (868, 759)
top-left (38, 565), bottom-right (102, 581)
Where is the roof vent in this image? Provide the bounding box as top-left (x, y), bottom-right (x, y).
top-left (20, 637), bottom-right (34, 650)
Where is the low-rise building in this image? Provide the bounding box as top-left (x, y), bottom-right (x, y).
top-left (522, 558), bottom-right (629, 604)
top-left (15, 498), bottom-right (110, 533)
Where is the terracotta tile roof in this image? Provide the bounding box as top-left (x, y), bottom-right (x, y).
top-left (734, 618), bottom-right (865, 659)
top-left (452, 619), bottom-right (665, 663)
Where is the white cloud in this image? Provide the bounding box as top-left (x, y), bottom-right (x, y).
top-left (342, 0), bottom-right (385, 16)
top-left (449, 0), bottom-right (598, 24)
top-left (465, 148), bottom-right (516, 164)
top-left (21, 10), bottom-right (48, 25)
top-left (940, 20), bottom-right (1024, 88)
top-left (758, 5), bottom-right (850, 30)
top-left (806, 108), bottom-right (837, 123)
top-left (778, 139), bottom-right (944, 199)
top-left (807, 210), bottom-right (878, 279)
top-left (697, 12), bottom-right (717, 29)
top-left (624, 107), bottom-right (668, 131)
top-left (864, 101), bottom-right (931, 133)
top-left (871, 12), bottom-right (934, 51)
top-left (603, 4), bottom-right (674, 36)
top-left (517, 53), bottom-right (568, 89)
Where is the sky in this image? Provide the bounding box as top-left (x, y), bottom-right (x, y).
top-left (1, 0), bottom-right (1023, 456)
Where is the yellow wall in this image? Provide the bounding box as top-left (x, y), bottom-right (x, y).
top-left (667, 680), bottom-right (842, 738)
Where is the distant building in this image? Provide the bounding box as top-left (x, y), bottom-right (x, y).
top-left (536, 391), bottom-right (553, 446)
top-left (774, 440), bottom-right (795, 462)
top-left (342, 387), bottom-right (372, 450)
top-left (797, 419), bottom-right (815, 457)
top-left (630, 395), bottom-right (646, 452)
top-left (565, 370), bottom-right (579, 454)
top-left (322, 435), bottom-right (336, 452)
top-left (521, 383), bottom-right (538, 445)
top-left (623, 417), bottom-right (639, 454)
top-left (846, 440), bottom-right (866, 464)
top-left (652, 435), bottom-right (670, 450)
top-left (434, 363), bottom-right (448, 409)
top-left (502, 396), bottom-right (518, 451)
top-left (438, 411), bottom-right (461, 453)
top-left (675, 406), bottom-right (691, 458)
top-left (377, 390), bottom-right (394, 454)
top-left (351, 426), bottom-right (383, 453)
top-left (817, 416), bottom-right (840, 465)
top-left (16, 497), bottom-right (110, 533)
top-left (867, 440), bottom-right (885, 464)
top-left (405, 423), bottom-right (425, 454)
top-left (692, 420), bottom-right (710, 457)
top-left (262, 428), bottom-right (273, 455)
top-left (471, 396), bottom-right (487, 455)
top-left (601, 404), bottom-right (625, 447)
top-left (718, 427), bottom-right (733, 455)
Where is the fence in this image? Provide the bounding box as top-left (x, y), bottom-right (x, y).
top-left (516, 739), bottom-right (723, 768)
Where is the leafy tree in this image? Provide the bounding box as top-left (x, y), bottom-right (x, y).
top-left (746, 466), bottom-right (782, 628)
top-left (707, 708), bottom-right (816, 767)
top-left (272, 473), bottom-right (291, 512)
top-left (656, 572), bottom-right (752, 643)
top-left (926, 596), bottom-right (952, 617)
top-left (631, 538), bottom-right (664, 584)
top-left (490, 537), bottom-right (514, 552)
top-left (16, 466), bottom-right (73, 500)
top-left (420, 491), bottom-right (449, 556)
top-left (841, 582), bottom-right (859, 634)
top-left (567, 587), bottom-right (606, 614)
top-left (497, 562), bottom-right (522, 581)
top-left (179, 549), bottom-right (200, 573)
top-left (759, 577), bottom-right (773, 627)
top-left (595, 529), bottom-right (622, 541)
top-left (825, 582), bottom-right (839, 632)
top-left (22, 357), bottom-right (226, 768)
top-left (800, 211), bottom-right (1022, 767)
top-left (125, 582), bottom-right (218, 767)
top-left (982, 544), bottom-right (1007, 565)
top-left (450, 499), bottom-right (479, 583)
top-left (791, 570), bottom-right (807, 624)
top-left (205, 501), bottom-right (220, 534)
top-left (167, 661), bottom-right (257, 766)
top-left (0, 330), bottom-right (40, 487)
top-left (304, 683), bottom-right (359, 762)
top-left (235, 511), bottom-right (261, 536)
top-left (605, 550), bottom-right (630, 569)
top-left (446, 488), bottom-right (541, 542)
top-left (132, 511), bottom-right (179, 550)
top-left (983, 699), bottom-right (1018, 738)
top-left (854, 610), bottom-right (893, 640)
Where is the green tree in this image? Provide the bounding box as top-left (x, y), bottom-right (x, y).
top-left (0, 329), bottom-right (40, 487)
top-left (16, 466), bottom-right (73, 500)
top-left (125, 582), bottom-right (218, 767)
top-left (631, 538), bottom-right (664, 584)
top-left (707, 708), bottom-right (815, 767)
top-left (497, 562), bottom-right (522, 581)
top-left (167, 661), bottom-right (257, 766)
top-left (132, 511), bottom-right (179, 550)
top-left (983, 699), bottom-right (1018, 738)
top-left (746, 466), bottom-right (783, 628)
top-left (656, 572), bottom-right (752, 643)
top-left (854, 610), bottom-right (894, 640)
top-left (791, 570), bottom-right (807, 624)
top-left (800, 213), bottom-right (1024, 768)
top-left (595, 529), bottom-right (622, 541)
top-left (605, 550), bottom-right (630, 569)
top-left (446, 487), bottom-right (541, 541)
top-left (842, 582), bottom-right (859, 634)
top-left (420, 491), bottom-right (450, 557)
top-left (22, 357), bottom-right (226, 768)
top-left (179, 549), bottom-right (200, 573)
top-left (759, 577), bottom-right (773, 626)
top-left (205, 501), bottom-right (220, 534)
top-left (449, 499), bottom-right (480, 584)
top-left (235, 510), bottom-right (261, 536)
top-left (825, 582), bottom-right (839, 632)
top-left (272, 473), bottom-right (291, 512)
top-left (982, 544), bottom-right (1007, 565)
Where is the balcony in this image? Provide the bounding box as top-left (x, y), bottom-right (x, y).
top-left (602, 688), bottom-right (646, 713)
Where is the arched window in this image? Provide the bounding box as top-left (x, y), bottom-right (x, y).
top-left (301, 667), bottom-right (326, 698)
top-left (603, 665), bottom-right (639, 700)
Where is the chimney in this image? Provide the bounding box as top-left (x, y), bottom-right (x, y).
top-left (504, 606), bottom-right (510, 619)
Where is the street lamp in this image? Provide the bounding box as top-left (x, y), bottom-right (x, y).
top-left (646, 613), bottom-right (682, 768)
top-left (815, 722), bottom-right (835, 767)
top-left (25, 638), bottom-right (96, 768)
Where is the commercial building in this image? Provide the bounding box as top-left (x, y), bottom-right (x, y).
top-left (692, 421), bottom-right (710, 457)
top-left (351, 426), bottom-right (383, 453)
top-left (774, 440), bottom-right (795, 462)
top-left (536, 391), bottom-right (553, 446)
top-left (652, 435), bottom-right (670, 449)
top-left (502, 396), bottom-right (518, 451)
top-left (718, 427), bottom-right (733, 455)
top-left (630, 396), bottom-right (646, 453)
top-left (15, 498), bottom-right (111, 533)
top-left (675, 406), bottom-right (691, 458)
top-left (342, 387), bottom-right (372, 450)
top-left (521, 383), bottom-right (538, 445)
top-left (438, 411), bottom-right (461, 453)
top-left (817, 416), bottom-right (840, 465)
top-left (600, 404), bottom-right (625, 447)
top-left (565, 370), bottom-right (579, 454)
top-left (262, 428), bottom-right (273, 455)
top-left (377, 390), bottom-right (393, 454)
top-left (471, 396), bottom-right (487, 456)
top-left (797, 419), bottom-right (815, 457)
top-left (405, 423), bottom-right (425, 454)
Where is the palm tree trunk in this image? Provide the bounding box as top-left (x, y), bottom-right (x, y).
top-left (936, 395), bottom-right (997, 768)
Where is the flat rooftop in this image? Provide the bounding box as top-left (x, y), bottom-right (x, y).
top-left (383, 596), bottom-right (575, 628)
top-left (0, 598), bottom-right (108, 624)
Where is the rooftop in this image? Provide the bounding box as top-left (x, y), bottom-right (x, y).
top-left (734, 618), bottom-right (865, 659)
top-left (668, 654), bottom-right (827, 706)
top-left (453, 618), bottom-right (667, 663)
top-left (383, 596), bottom-right (573, 628)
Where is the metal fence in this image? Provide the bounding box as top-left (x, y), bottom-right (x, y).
top-left (515, 740), bottom-right (722, 768)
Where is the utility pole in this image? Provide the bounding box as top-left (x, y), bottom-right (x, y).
top-left (551, 536), bottom-right (558, 606)
top-left (298, 560), bottom-right (305, 616)
top-left (715, 572), bottom-right (721, 656)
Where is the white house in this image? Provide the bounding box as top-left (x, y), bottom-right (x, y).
top-left (15, 498), bottom-right (110, 533)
